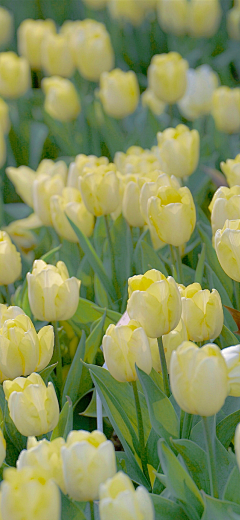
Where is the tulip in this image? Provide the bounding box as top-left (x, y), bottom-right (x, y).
top-left (114, 147), bottom-right (161, 176)
top-left (0, 304), bottom-right (25, 326)
top-left (0, 466), bottom-right (61, 520)
top-left (50, 187), bottom-right (94, 242)
top-left (99, 471), bottom-right (155, 520)
top-left (17, 436), bottom-right (66, 493)
top-left (140, 172), bottom-right (180, 224)
top-left (41, 33), bottom-right (75, 78)
top-left (82, 0), bottom-right (108, 9)
top-left (0, 7), bottom-right (13, 48)
top-left (157, 0), bottom-right (188, 36)
top-left (61, 430), bottom-right (116, 501)
top-left (141, 88), bottom-right (166, 116)
top-left (3, 213), bottom-right (41, 257)
top-left (215, 219), bottom-right (240, 282)
top-left (0, 231), bottom-right (22, 285)
top-left (148, 52), bottom-right (188, 104)
top-left (0, 97), bottom-right (10, 134)
top-left (227, 6), bottom-right (240, 41)
top-left (147, 185), bottom-right (196, 247)
top-left (178, 65), bottom-right (219, 121)
top-left (107, 0), bottom-right (148, 26)
top-left (179, 283), bottom-right (223, 342)
top-left (3, 373), bottom-right (59, 437)
top-left (0, 52), bottom-right (31, 99)
top-left (17, 19), bottom-right (56, 70)
top-left (212, 87), bottom-right (240, 134)
top-left (221, 345), bottom-right (240, 397)
top-left (79, 165), bottom-right (120, 217)
top-left (162, 318), bottom-right (188, 370)
top-left (170, 341), bottom-right (228, 416)
top-left (155, 124), bottom-right (200, 178)
top-left (71, 19), bottom-right (114, 82)
top-left (67, 154), bottom-right (109, 189)
top-left (0, 429), bottom-right (6, 467)
top-left (27, 260), bottom-right (80, 322)
top-left (209, 186), bottom-right (240, 237)
top-left (42, 76), bottom-right (81, 122)
top-left (32, 173), bottom-right (65, 227)
top-left (99, 68), bottom-right (139, 119)
top-left (187, 0), bottom-right (222, 38)
top-left (221, 154), bottom-right (240, 187)
top-left (127, 269), bottom-right (182, 338)
top-left (121, 175), bottom-right (145, 228)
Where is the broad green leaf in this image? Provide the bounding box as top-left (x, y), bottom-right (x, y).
top-left (171, 439), bottom-right (210, 494)
top-left (51, 398), bottom-right (73, 441)
top-left (220, 325), bottom-right (239, 349)
top-left (217, 410), bottom-right (240, 449)
top-left (39, 363), bottom-right (57, 384)
top-left (223, 466), bottom-right (240, 505)
top-left (84, 313), bottom-right (106, 364)
top-left (136, 367), bottom-right (179, 443)
top-left (151, 494), bottom-right (189, 520)
top-left (94, 274), bottom-right (109, 308)
top-left (29, 121), bottom-right (48, 170)
top-left (201, 494), bottom-right (240, 520)
top-left (72, 297), bottom-right (121, 326)
top-left (81, 389), bottom-right (107, 418)
top-left (140, 241), bottom-right (168, 277)
top-left (61, 494), bottom-right (87, 520)
top-left (205, 263), bottom-right (236, 331)
top-left (195, 243), bottom-right (206, 284)
top-left (40, 245), bottom-right (62, 262)
top-left (62, 332), bottom-right (86, 407)
top-left (4, 401), bottom-right (26, 452)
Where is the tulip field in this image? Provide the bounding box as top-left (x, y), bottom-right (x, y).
top-left (1, 0), bottom-right (240, 518)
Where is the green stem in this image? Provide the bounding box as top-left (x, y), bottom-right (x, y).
top-left (104, 215), bottom-right (121, 304)
top-left (175, 246), bottom-right (184, 285)
top-left (179, 409), bottom-right (185, 438)
top-left (202, 416), bottom-right (218, 498)
top-left (132, 381), bottom-right (149, 482)
top-left (4, 285), bottom-right (11, 306)
top-left (181, 412), bottom-right (193, 439)
top-left (234, 280), bottom-right (240, 311)
top-left (168, 104), bottom-right (174, 127)
top-left (157, 337), bottom-right (170, 398)
top-left (89, 501), bottom-right (94, 520)
top-left (52, 321), bottom-right (63, 391)
top-left (169, 245), bottom-right (178, 281)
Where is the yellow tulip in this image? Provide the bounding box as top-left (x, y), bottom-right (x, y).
top-left (148, 52), bottom-right (188, 104)
top-left (155, 124), bottom-right (200, 178)
top-left (51, 187), bottom-right (94, 242)
top-left (221, 345), bottom-right (240, 397)
top-left (0, 231), bottom-right (22, 285)
top-left (3, 373), bottom-right (59, 437)
top-left (0, 7), bottom-right (13, 48)
top-left (212, 86), bottom-right (240, 134)
top-left (0, 430), bottom-right (6, 467)
top-left (235, 423), bottom-right (240, 471)
top-left (215, 219), bottom-right (240, 282)
top-left (178, 65), bottom-right (219, 121)
top-left (187, 0), bottom-right (222, 38)
top-left (108, 0), bottom-right (148, 26)
top-left (3, 214), bottom-right (41, 257)
top-left (221, 154), bottom-right (240, 187)
top-left (147, 185), bottom-right (196, 247)
top-left (141, 88), bottom-right (166, 116)
top-left (82, 0), bottom-right (109, 8)
top-left (27, 259), bottom-right (80, 322)
top-left (0, 304), bottom-right (25, 326)
top-left (79, 165), bottom-right (120, 217)
top-left (17, 436), bottom-right (66, 493)
top-left (162, 318), bottom-right (188, 370)
top-left (209, 186), bottom-right (240, 237)
top-left (42, 76), bottom-right (81, 122)
top-left (99, 68), bottom-right (139, 119)
top-left (179, 282), bottom-right (223, 342)
top-left (41, 33), bottom-right (75, 78)
top-left (71, 19), bottom-right (114, 82)
top-left (170, 341), bottom-right (228, 416)
top-left (0, 467), bottom-right (61, 520)
top-left (121, 175), bottom-right (145, 228)
top-left (61, 430), bottom-right (116, 501)
top-left (17, 19), bottom-right (56, 70)
top-left (140, 172), bottom-right (180, 224)
top-left (227, 6), bottom-right (240, 40)
top-left (0, 52), bottom-right (31, 99)
top-left (99, 471), bottom-right (155, 520)
top-left (127, 269), bottom-right (182, 338)
top-left (32, 173), bottom-right (65, 226)
top-left (157, 0), bottom-right (187, 35)
top-left (67, 154), bottom-right (109, 189)
top-left (114, 147), bottom-right (161, 176)
top-left (0, 97), bottom-right (10, 134)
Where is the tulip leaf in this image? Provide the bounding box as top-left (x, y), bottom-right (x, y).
top-left (220, 325), bottom-right (239, 349)
top-left (171, 439), bottom-right (210, 494)
top-left (110, 215), bottom-right (133, 294)
top-left (62, 332), bottom-right (86, 407)
top-left (94, 274), bottom-right (109, 308)
top-left (140, 241), bottom-right (168, 277)
top-left (71, 297), bottom-right (121, 326)
top-left (205, 263), bottom-right (236, 331)
top-left (39, 363), bottom-right (58, 384)
top-left (216, 410), bottom-right (240, 449)
top-left (51, 398), bottom-right (73, 441)
top-left (4, 401), bottom-right (26, 452)
top-left (136, 367), bottom-right (179, 443)
top-left (84, 312), bottom-right (106, 364)
top-left (40, 244), bottom-right (62, 263)
top-left (157, 439), bottom-right (204, 518)
top-left (67, 217), bottom-right (117, 302)
top-left (151, 494), bottom-right (189, 520)
top-left (194, 243), bottom-right (206, 284)
top-left (81, 389), bottom-right (107, 418)
top-left (223, 466), bottom-right (240, 505)
top-left (61, 494), bottom-right (87, 520)
top-left (201, 494), bottom-right (240, 520)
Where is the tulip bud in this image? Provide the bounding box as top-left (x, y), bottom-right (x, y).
top-left (42, 76), bottom-right (81, 122)
top-left (61, 430), bottom-right (116, 501)
top-left (156, 124), bottom-right (200, 178)
top-left (50, 187), bottom-right (94, 242)
top-left (157, 0), bottom-right (188, 36)
top-left (71, 20), bottom-right (114, 82)
top-left (179, 283), bottom-right (223, 342)
top-left (41, 33), bottom-right (75, 78)
top-left (99, 68), bottom-right (139, 119)
top-left (127, 269), bottom-right (182, 338)
top-left (114, 147), bottom-right (161, 176)
top-left (221, 345), bottom-right (240, 397)
top-left (0, 7), bottom-right (13, 48)
top-left (178, 65), bottom-right (219, 121)
top-left (162, 318), bottom-right (188, 370)
top-left (0, 304), bottom-right (25, 325)
top-left (17, 436), bottom-right (66, 492)
top-left (215, 219), bottom-right (240, 282)
top-left (0, 231), bottom-right (22, 285)
top-left (0, 97), bottom-right (10, 134)
top-left (3, 373), bottom-right (59, 436)
top-left (82, 0), bottom-right (108, 8)
top-left (141, 88), bottom-right (166, 116)
top-left (209, 186), bottom-right (240, 238)
top-left (227, 6), bottom-right (240, 41)
top-left (187, 0), bottom-right (222, 38)
top-left (148, 52), bottom-right (188, 104)
top-left (140, 172), bottom-right (180, 224)
top-left (32, 173), bottom-right (65, 227)
top-left (108, 0), bottom-right (148, 26)
top-left (170, 341), bottom-right (228, 416)
top-left (79, 165), bottom-right (120, 217)
top-left (147, 185), bottom-right (196, 247)
top-left (0, 466), bottom-right (61, 520)
top-left (27, 259), bottom-right (80, 322)
top-left (0, 52), bottom-right (31, 99)
top-left (0, 429), bottom-right (6, 467)
top-left (221, 154), bottom-right (240, 187)
top-left (102, 320), bottom-right (153, 382)
top-left (99, 471), bottom-right (155, 520)
top-left (17, 19), bottom-right (56, 70)
top-left (212, 87), bottom-right (240, 134)
top-left (67, 154), bottom-right (109, 189)
top-left (121, 175), bottom-right (145, 228)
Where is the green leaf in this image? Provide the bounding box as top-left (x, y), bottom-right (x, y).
top-left (61, 494), bottom-right (87, 520)
top-left (195, 243), bottom-right (206, 284)
top-left (217, 410), bottom-right (240, 449)
top-left (205, 263), bottom-right (236, 331)
top-left (71, 297), bottom-right (121, 326)
top-left (151, 494), bottom-right (189, 520)
top-left (40, 245), bottom-right (62, 262)
top-left (51, 398), bottom-right (73, 441)
top-left (81, 389), bottom-right (107, 418)
top-left (223, 466), bottom-right (240, 505)
top-left (140, 241), bottom-right (168, 277)
top-left (84, 313), bottom-right (106, 364)
top-left (29, 121), bottom-right (48, 170)
top-left (67, 217), bottom-right (117, 302)
top-left (62, 332), bottom-right (86, 407)
top-left (39, 363), bottom-right (58, 384)
top-left (4, 401), bottom-right (26, 452)
top-left (220, 325), bottom-right (239, 349)
top-left (111, 215), bottom-right (133, 291)
top-left (171, 439), bottom-right (210, 494)
top-left (94, 274), bottom-right (109, 308)
top-left (136, 367), bottom-right (179, 443)
top-left (201, 494), bottom-right (240, 520)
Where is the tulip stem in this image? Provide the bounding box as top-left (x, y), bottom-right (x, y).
top-left (202, 416), bottom-right (218, 498)
top-left (181, 412), bottom-right (193, 439)
top-left (234, 281), bottom-right (240, 311)
top-left (175, 246), bottom-right (184, 285)
top-left (89, 501), bottom-right (94, 520)
top-left (104, 215), bottom-right (121, 305)
top-left (52, 321), bottom-right (63, 391)
top-left (157, 337), bottom-right (171, 398)
top-left (132, 381), bottom-right (149, 481)
top-left (4, 285), bottom-right (11, 306)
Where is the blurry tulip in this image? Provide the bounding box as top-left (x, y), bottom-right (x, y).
top-left (0, 97), bottom-right (10, 134)
top-left (179, 283), bottom-right (223, 342)
top-left (82, 0), bottom-right (108, 8)
top-left (157, 0), bottom-right (187, 35)
top-left (50, 187), bottom-right (94, 242)
top-left (148, 52), bottom-right (188, 104)
top-left (0, 430), bottom-right (6, 467)
top-left (99, 471), bottom-right (155, 520)
top-left (221, 344), bottom-right (240, 397)
top-left (212, 87), bottom-right (240, 134)
top-left (3, 373), bottom-right (59, 436)
top-left (108, 0), bottom-right (148, 26)
top-left (32, 173), bottom-right (65, 226)
top-left (18, 19), bottom-right (56, 70)
top-left (41, 33), bottom-right (75, 78)
top-left (0, 7), bottom-right (13, 48)
top-left (170, 341), bottom-right (228, 416)
top-left (99, 68), bottom-right (139, 119)
top-left (178, 65), bottom-right (219, 120)
top-left (155, 124), bottom-right (200, 178)
top-left (227, 6), bottom-right (240, 40)
top-left (141, 88), bottom-right (166, 116)
top-left (209, 186), bottom-right (240, 237)
top-left (3, 213), bottom-right (41, 257)
top-left (67, 154), bottom-right (109, 189)
top-left (127, 269), bottom-right (182, 338)
top-left (27, 259), bottom-right (80, 322)
top-left (79, 165), bottom-right (120, 216)
top-left (0, 52), bottom-right (31, 99)
top-left (215, 219), bottom-right (240, 282)
top-left (221, 154), bottom-right (240, 187)
top-left (61, 430), bottom-right (116, 501)
top-left (187, 0), bottom-right (222, 38)
top-left (42, 76), bottom-right (81, 122)
top-left (114, 147), bottom-right (161, 176)
top-left (162, 318), bottom-right (188, 370)
top-left (0, 231), bottom-right (22, 285)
